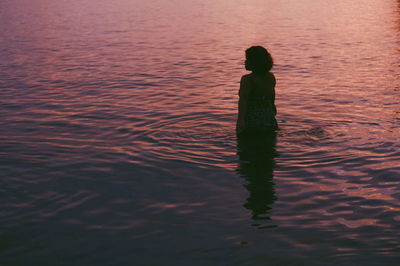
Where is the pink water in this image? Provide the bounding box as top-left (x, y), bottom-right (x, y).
top-left (1, 0), bottom-right (400, 265)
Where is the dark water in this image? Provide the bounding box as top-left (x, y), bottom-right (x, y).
top-left (1, 0), bottom-right (400, 265)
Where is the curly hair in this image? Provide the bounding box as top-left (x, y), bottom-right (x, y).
top-left (245, 46), bottom-right (273, 74)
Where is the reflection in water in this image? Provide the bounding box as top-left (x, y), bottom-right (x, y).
top-left (236, 131), bottom-right (277, 221)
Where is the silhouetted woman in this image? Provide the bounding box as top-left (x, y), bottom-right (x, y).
top-left (236, 46), bottom-right (278, 136)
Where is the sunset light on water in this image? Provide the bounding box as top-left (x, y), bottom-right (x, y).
top-left (1, 0), bottom-right (400, 265)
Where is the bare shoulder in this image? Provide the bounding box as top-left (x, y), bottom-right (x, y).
top-left (241, 73), bottom-right (252, 82)
top-left (269, 72), bottom-right (276, 81)
top-left (240, 74), bottom-right (253, 87)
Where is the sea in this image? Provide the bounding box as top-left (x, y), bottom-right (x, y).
top-left (1, 0), bottom-right (400, 265)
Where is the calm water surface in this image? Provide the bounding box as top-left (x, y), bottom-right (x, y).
top-left (1, 0), bottom-right (400, 265)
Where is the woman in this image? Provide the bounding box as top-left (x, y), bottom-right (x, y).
top-left (236, 46), bottom-right (278, 136)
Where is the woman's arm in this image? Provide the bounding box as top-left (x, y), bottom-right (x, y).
top-left (237, 75), bottom-right (251, 133)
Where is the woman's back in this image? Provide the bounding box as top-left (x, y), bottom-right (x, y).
top-left (247, 72), bottom-right (276, 104)
top-left (237, 46), bottom-right (278, 135)
top-left (244, 72), bottom-right (278, 131)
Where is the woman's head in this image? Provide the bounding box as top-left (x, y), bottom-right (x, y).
top-left (245, 46), bottom-right (273, 74)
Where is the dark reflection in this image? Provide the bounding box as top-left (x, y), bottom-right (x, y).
top-left (236, 131), bottom-right (277, 221)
